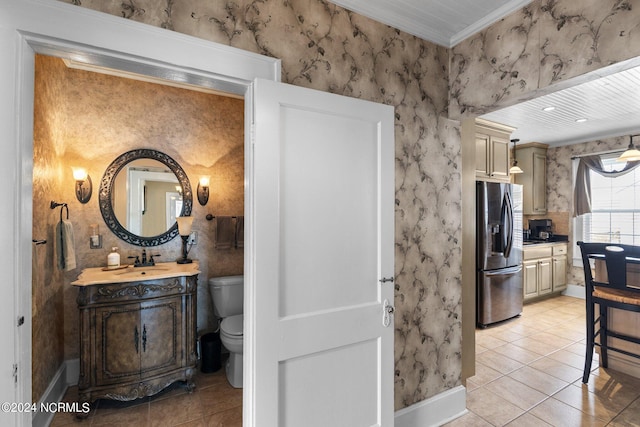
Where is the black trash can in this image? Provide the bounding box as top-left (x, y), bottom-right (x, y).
top-left (200, 332), bottom-right (222, 373)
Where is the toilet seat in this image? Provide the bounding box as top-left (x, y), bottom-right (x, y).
top-left (221, 314), bottom-right (243, 336)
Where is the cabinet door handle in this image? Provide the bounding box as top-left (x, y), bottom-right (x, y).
top-left (142, 324), bottom-right (147, 352)
top-left (134, 326), bottom-right (139, 354)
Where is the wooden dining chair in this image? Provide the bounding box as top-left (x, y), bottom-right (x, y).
top-left (577, 242), bottom-right (640, 383)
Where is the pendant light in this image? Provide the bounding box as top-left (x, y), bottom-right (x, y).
top-left (617, 135), bottom-right (640, 162)
top-left (509, 139), bottom-right (523, 174)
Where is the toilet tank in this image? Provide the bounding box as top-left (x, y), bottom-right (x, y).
top-left (209, 275), bottom-right (244, 318)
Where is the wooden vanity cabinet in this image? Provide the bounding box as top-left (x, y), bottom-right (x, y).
top-left (74, 270), bottom-right (197, 405)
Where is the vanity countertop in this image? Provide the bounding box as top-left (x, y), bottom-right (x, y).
top-left (71, 261), bottom-right (200, 286)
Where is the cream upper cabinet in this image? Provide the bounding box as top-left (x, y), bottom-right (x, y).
top-left (475, 118), bottom-right (515, 183)
top-left (514, 142), bottom-right (548, 215)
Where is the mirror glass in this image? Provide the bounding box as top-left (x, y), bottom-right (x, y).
top-left (99, 149), bottom-right (192, 246)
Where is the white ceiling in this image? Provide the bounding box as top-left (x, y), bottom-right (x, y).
top-left (330, 0), bottom-right (640, 147)
top-left (330, 0), bottom-right (533, 47)
top-left (482, 66), bottom-right (640, 147)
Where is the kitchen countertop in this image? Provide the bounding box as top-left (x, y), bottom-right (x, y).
top-left (522, 240), bottom-right (569, 247)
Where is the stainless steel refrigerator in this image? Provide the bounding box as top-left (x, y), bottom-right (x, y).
top-left (476, 181), bottom-right (523, 327)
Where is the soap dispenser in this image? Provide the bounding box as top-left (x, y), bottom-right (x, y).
top-left (107, 247), bottom-right (120, 269)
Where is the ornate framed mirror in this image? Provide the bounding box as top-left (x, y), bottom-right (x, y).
top-left (99, 149), bottom-right (193, 246)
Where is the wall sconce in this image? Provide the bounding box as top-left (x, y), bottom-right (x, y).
top-left (72, 167), bottom-right (92, 204)
top-left (197, 176), bottom-right (210, 206)
top-left (176, 216), bottom-right (194, 264)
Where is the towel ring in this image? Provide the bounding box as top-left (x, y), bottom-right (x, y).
top-left (206, 214), bottom-right (238, 221)
top-left (50, 201), bottom-right (69, 221)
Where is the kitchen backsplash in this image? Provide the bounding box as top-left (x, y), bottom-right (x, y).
top-left (524, 212), bottom-right (570, 236)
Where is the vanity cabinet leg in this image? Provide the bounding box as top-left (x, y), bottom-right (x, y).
top-left (75, 395), bottom-right (93, 420)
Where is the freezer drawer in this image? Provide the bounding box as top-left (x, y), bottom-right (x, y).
top-left (477, 266), bottom-right (523, 327)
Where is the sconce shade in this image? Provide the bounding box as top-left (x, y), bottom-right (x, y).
top-left (509, 164), bottom-right (524, 174)
top-left (72, 167), bottom-right (88, 181)
top-left (176, 216), bottom-right (194, 264)
top-left (73, 168), bottom-right (92, 204)
top-left (618, 135), bottom-right (640, 162)
top-left (176, 216), bottom-right (193, 236)
top-left (197, 176), bottom-right (210, 206)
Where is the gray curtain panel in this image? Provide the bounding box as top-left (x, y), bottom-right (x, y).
top-left (573, 155), bottom-right (640, 217)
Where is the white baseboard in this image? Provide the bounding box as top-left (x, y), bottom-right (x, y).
top-left (562, 284), bottom-right (585, 299)
top-left (66, 358), bottom-right (80, 385)
top-left (32, 359), bottom-right (78, 427)
top-left (394, 385), bottom-right (467, 427)
top-left (607, 353), bottom-right (640, 380)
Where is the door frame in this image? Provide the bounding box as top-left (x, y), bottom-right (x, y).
top-left (1, 1), bottom-right (279, 425)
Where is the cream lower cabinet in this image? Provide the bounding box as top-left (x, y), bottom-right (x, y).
top-left (523, 256), bottom-right (552, 301)
top-left (552, 244), bottom-right (568, 292)
top-left (523, 243), bottom-right (568, 301)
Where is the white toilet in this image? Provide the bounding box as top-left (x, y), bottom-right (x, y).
top-left (209, 275), bottom-right (244, 388)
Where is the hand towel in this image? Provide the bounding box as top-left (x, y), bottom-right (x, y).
top-left (55, 220), bottom-right (77, 271)
top-left (235, 216), bottom-right (244, 249)
top-left (215, 216), bottom-right (234, 250)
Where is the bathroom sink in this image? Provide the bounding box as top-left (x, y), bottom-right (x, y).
top-left (71, 261), bottom-right (200, 286)
top-left (114, 265), bottom-right (170, 276)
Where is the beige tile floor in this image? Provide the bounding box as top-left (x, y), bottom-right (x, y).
top-left (49, 296), bottom-right (640, 427)
top-left (50, 363), bottom-right (242, 426)
top-left (446, 295), bottom-right (640, 427)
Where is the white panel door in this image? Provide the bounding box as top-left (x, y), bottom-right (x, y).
top-left (249, 79), bottom-right (394, 426)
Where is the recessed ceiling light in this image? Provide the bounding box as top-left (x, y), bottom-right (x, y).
top-left (575, 118), bottom-right (588, 123)
top-left (542, 106), bottom-right (555, 112)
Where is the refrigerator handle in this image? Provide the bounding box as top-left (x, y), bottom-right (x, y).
top-left (503, 190), bottom-right (514, 258)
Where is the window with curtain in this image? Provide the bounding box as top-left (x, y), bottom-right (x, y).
top-left (574, 154), bottom-right (640, 249)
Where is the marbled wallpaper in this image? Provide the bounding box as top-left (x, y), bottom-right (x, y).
top-left (451, 0), bottom-right (640, 118)
top-left (32, 56), bottom-right (67, 402)
top-left (59, 0), bottom-right (456, 410)
top-left (33, 55), bottom-right (245, 401)
top-left (51, 0), bottom-right (640, 413)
